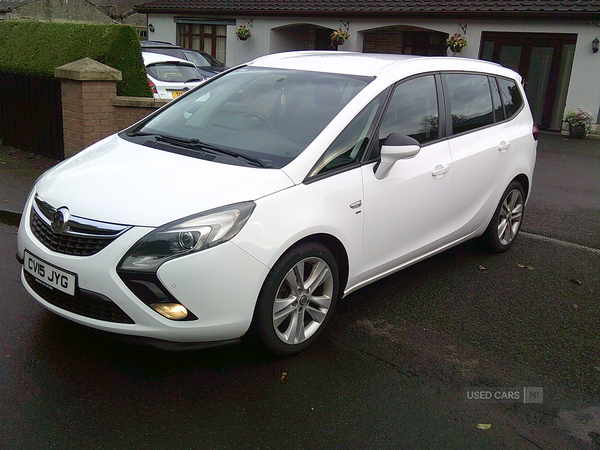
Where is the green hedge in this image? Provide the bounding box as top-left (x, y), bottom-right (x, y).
top-left (0, 21), bottom-right (152, 97)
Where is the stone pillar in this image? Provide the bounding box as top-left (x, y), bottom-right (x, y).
top-left (54, 58), bottom-right (122, 158)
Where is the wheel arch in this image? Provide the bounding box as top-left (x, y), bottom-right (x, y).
top-left (513, 173), bottom-right (531, 200)
top-left (248, 233), bottom-right (350, 354)
top-left (288, 233), bottom-right (350, 297)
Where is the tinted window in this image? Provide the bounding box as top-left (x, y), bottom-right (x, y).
top-left (497, 77), bottom-right (523, 119)
top-left (183, 51), bottom-right (211, 67)
top-left (490, 77), bottom-right (506, 122)
top-left (446, 74), bottom-right (494, 134)
top-left (378, 75), bottom-right (439, 147)
top-left (184, 50), bottom-right (225, 68)
top-left (201, 52), bottom-right (225, 67)
top-left (309, 92), bottom-right (386, 178)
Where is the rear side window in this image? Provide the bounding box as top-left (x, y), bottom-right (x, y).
top-left (445, 74), bottom-right (494, 135)
top-left (490, 78), bottom-right (506, 122)
top-left (496, 77), bottom-right (523, 119)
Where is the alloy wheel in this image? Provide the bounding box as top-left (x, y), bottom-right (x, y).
top-left (272, 257), bottom-right (333, 345)
top-left (497, 189), bottom-right (524, 246)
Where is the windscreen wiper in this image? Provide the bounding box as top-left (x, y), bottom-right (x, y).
top-left (155, 135), bottom-right (269, 168)
top-left (127, 132), bottom-right (269, 168)
top-left (125, 131), bottom-right (155, 137)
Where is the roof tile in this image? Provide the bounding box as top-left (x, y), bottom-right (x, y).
top-left (135, 0), bottom-right (600, 14)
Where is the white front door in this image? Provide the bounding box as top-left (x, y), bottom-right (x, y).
top-left (359, 75), bottom-right (455, 284)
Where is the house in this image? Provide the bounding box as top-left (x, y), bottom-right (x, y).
top-left (0, 0), bottom-right (148, 36)
top-left (0, 0), bottom-right (113, 24)
top-left (94, 0), bottom-right (147, 37)
top-left (135, 0), bottom-right (600, 132)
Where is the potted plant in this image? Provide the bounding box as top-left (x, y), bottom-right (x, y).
top-left (330, 28), bottom-right (350, 47)
top-left (564, 108), bottom-right (593, 138)
top-left (446, 33), bottom-right (467, 54)
top-left (235, 25), bottom-right (251, 41)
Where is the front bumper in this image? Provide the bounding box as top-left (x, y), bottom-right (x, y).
top-left (17, 193), bottom-right (270, 346)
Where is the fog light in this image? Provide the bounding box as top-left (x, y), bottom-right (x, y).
top-left (151, 303), bottom-right (188, 320)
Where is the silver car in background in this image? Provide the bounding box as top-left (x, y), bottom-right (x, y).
top-left (142, 52), bottom-right (204, 100)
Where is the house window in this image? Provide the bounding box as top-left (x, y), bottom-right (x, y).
top-left (178, 24), bottom-right (227, 62)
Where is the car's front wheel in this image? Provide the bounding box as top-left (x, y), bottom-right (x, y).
top-left (483, 180), bottom-right (526, 252)
top-left (253, 242), bottom-right (339, 355)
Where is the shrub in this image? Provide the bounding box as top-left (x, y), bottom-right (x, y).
top-left (0, 21), bottom-right (151, 97)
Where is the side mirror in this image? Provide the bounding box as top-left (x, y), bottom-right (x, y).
top-left (374, 134), bottom-right (421, 180)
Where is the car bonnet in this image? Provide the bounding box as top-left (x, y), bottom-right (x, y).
top-left (33, 134), bottom-right (295, 228)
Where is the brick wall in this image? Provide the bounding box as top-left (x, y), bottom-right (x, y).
top-left (60, 79), bottom-right (168, 157)
top-left (362, 27), bottom-right (447, 56)
top-left (61, 79), bottom-right (117, 155)
top-left (112, 97), bottom-right (165, 131)
top-left (55, 58), bottom-right (169, 158)
top-left (363, 28), bottom-right (405, 54)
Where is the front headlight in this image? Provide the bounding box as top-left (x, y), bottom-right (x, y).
top-left (117, 202), bottom-right (255, 272)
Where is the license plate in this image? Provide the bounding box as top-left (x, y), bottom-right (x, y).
top-left (24, 251), bottom-right (77, 296)
top-left (171, 91), bottom-right (185, 98)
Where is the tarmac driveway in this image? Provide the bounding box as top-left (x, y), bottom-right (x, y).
top-left (1, 133), bottom-right (599, 449)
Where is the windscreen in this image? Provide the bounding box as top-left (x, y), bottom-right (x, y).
top-left (128, 67), bottom-right (372, 168)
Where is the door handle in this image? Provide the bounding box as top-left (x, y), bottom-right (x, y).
top-left (431, 164), bottom-right (450, 178)
top-left (498, 141), bottom-right (511, 153)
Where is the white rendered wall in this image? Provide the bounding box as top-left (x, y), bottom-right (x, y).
top-left (147, 13), bottom-right (600, 123)
top-left (146, 14), bottom-right (178, 45)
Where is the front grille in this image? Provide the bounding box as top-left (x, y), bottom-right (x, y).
top-left (30, 210), bottom-right (114, 256)
top-left (24, 271), bottom-right (135, 324)
top-left (29, 196), bottom-right (130, 257)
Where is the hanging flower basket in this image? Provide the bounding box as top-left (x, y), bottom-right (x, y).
top-left (446, 33), bottom-right (467, 54)
top-left (330, 28), bottom-right (350, 47)
top-left (235, 25), bottom-right (251, 41)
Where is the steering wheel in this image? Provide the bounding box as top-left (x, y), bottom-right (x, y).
top-left (243, 111), bottom-right (276, 132)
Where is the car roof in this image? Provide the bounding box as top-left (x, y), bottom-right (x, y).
top-left (249, 51), bottom-right (516, 80)
top-left (142, 52), bottom-right (196, 67)
top-left (249, 51), bottom-right (414, 76)
top-left (183, 48), bottom-right (209, 56)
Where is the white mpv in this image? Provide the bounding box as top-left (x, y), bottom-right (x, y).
top-left (17, 52), bottom-right (537, 355)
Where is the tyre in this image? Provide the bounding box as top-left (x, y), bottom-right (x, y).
top-left (482, 181), bottom-right (525, 253)
top-left (253, 242), bottom-right (339, 355)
